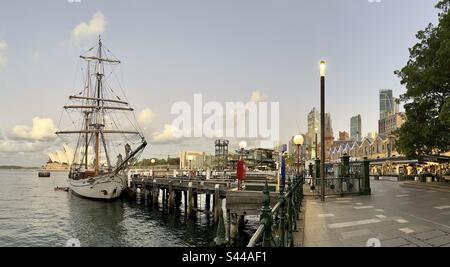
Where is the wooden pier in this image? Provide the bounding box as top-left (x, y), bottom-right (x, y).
top-left (127, 173), bottom-right (280, 245)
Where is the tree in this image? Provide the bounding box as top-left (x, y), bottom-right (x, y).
top-left (395, 0), bottom-right (450, 159)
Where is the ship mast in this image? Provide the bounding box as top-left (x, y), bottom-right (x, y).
top-left (94, 36), bottom-right (104, 175)
top-left (56, 36), bottom-right (147, 174)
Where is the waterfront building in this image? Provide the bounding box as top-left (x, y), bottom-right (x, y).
top-left (378, 112), bottom-right (406, 138)
top-left (329, 133), bottom-right (403, 162)
top-left (180, 151), bottom-right (214, 170)
top-left (350, 115), bottom-right (362, 142)
top-left (339, 131), bottom-right (350, 141)
top-left (246, 148), bottom-right (276, 171)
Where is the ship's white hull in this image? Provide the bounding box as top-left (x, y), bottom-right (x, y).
top-left (68, 173), bottom-right (126, 200)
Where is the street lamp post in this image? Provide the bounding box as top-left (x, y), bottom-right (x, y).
top-left (294, 135), bottom-right (304, 177)
top-left (320, 60), bottom-right (326, 202)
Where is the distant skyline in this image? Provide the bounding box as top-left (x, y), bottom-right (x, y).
top-left (0, 0), bottom-right (441, 166)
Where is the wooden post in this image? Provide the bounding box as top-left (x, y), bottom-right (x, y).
top-left (168, 180), bottom-right (175, 211)
top-left (214, 184), bottom-right (221, 224)
top-left (152, 179), bottom-right (158, 206)
top-left (193, 192), bottom-right (198, 211)
top-left (136, 188), bottom-right (141, 205)
top-left (184, 190), bottom-right (188, 215)
top-left (238, 215), bottom-right (245, 233)
top-left (214, 208), bottom-right (227, 246)
top-left (175, 190), bottom-right (182, 207)
top-left (188, 182), bottom-right (195, 217)
top-left (144, 188), bottom-right (149, 206)
top-left (205, 194), bottom-right (211, 211)
top-left (229, 213), bottom-right (238, 245)
top-left (162, 188), bottom-right (166, 206)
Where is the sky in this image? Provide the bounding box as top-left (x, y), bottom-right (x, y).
top-left (0, 0), bottom-right (441, 166)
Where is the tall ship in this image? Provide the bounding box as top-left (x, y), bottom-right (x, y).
top-left (57, 37), bottom-right (147, 200)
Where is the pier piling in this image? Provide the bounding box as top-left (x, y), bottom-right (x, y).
top-left (229, 213), bottom-right (238, 245)
top-left (214, 184), bottom-right (221, 224)
top-left (152, 179), bottom-right (158, 206)
top-left (168, 181), bottom-right (175, 211)
top-left (205, 194), bottom-right (211, 212)
top-left (136, 188), bottom-right (141, 205)
top-left (188, 182), bottom-right (195, 217)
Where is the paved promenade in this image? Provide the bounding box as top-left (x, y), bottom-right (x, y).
top-left (302, 180), bottom-right (450, 247)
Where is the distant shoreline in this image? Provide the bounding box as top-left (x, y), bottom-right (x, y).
top-left (0, 166), bottom-right (39, 170)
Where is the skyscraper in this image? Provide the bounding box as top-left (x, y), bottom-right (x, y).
top-left (307, 108), bottom-right (320, 139)
top-left (350, 115), bottom-right (362, 142)
top-left (325, 113), bottom-right (334, 138)
top-left (324, 113), bottom-right (335, 160)
top-left (380, 89), bottom-right (394, 120)
top-left (307, 108), bottom-right (320, 159)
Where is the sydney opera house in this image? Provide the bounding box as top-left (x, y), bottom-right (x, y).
top-left (41, 144), bottom-right (75, 171)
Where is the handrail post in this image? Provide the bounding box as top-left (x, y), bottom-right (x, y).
top-left (260, 181), bottom-right (273, 247)
top-left (286, 177), bottom-right (294, 246)
top-left (278, 193), bottom-right (286, 247)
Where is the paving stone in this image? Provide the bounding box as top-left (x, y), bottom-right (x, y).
top-left (340, 229), bottom-right (373, 240)
top-left (425, 235), bottom-right (450, 247)
top-left (414, 230), bottom-right (447, 240)
top-left (400, 243), bottom-right (418, 247)
top-left (382, 237), bottom-right (410, 247)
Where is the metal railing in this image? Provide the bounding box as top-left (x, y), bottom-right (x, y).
top-left (247, 175), bottom-right (304, 247)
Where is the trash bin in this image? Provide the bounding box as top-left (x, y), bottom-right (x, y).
top-left (426, 176), bottom-right (433, 183)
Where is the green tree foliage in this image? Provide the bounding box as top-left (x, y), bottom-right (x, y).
top-left (135, 157), bottom-right (180, 167)
top-left (395, 0), bottom-right (450, 159)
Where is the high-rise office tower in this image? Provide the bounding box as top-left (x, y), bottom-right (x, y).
top-left (350, 115), bottom-right (362, 142)
top-left (380, 89), bottom-right (394, 120)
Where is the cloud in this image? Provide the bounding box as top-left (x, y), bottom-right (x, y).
top-left (0, 140), bottom-right (52, 154)
top-left (151, 124), bottom-right (182, 144)
top-left (71, 12), bottom-right (107, 46)
top-left (0, 40), bottom-right (8, 68)
top-left (138, 108), bottom-right (157, 130)
top-left (7, 117), bottom-right (57, 142)
top-left (250, 90), bottom-right (268, 103)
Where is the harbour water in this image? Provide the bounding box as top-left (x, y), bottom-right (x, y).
top-left (0, 170), bottom-right (227, 247)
